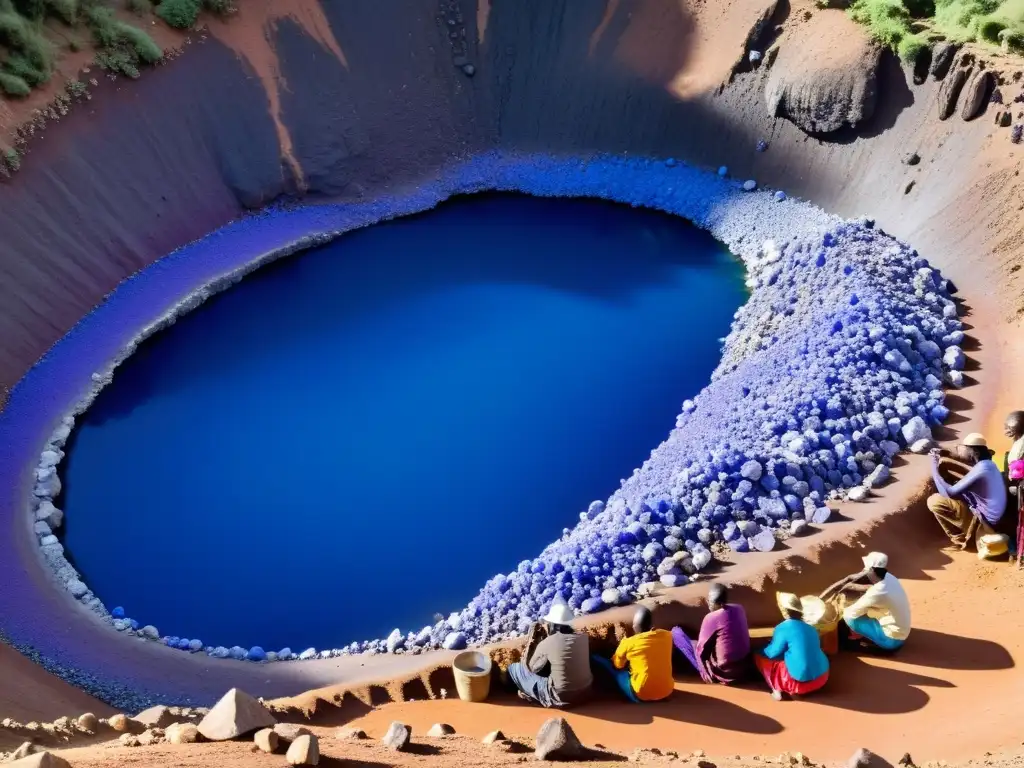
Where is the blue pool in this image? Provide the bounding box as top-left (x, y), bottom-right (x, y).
top-left (59, 193), bottom-right (745, 651)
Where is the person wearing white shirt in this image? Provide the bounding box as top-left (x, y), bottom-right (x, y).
top-left (822, 552), bottom-right (911, 652)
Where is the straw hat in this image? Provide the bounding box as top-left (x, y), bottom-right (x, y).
top-left (862, 551), bottom-right (889, 570)
top-left (542, 597), bottom-right (575, 626)
top-left (776, 592), bottom-right (804, 615)
top-left (962, 433), bottom-right (988, 448)
top-left (776, 592), bottom-right (830, 625)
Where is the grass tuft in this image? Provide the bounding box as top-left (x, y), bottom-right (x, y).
top-left (0, 71), bottom-right (31, 96)
top-left (85, 5), bottom-right (162, 76)
top-left (155, 0), bottom-right (198, 28)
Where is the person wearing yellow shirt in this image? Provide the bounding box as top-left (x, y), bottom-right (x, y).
top-left (591, 606), bottom-right (675, 702)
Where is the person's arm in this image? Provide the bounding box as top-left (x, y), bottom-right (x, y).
top-left (843, 587), bottom-right (882, 621)
top-left (760, 625), bottom-right (788, 660)
top-left (529, 637), bottom-right (552, 675)
top-left (931, 452), bottom-right (953, 497)
top-left (820, 570), bottom-right (867, 600)
top-left (699, 628), bottom-right (721, 664)
top-left (933, 457), bottom-right (987, 500)
top-left (611, 637), bottom-right (631, 670)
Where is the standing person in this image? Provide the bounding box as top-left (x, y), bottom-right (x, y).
top-left (927, 433), bottom-right (1006, 549)
top-left (754, 593), bottom-right (829, 701)
top-left (506, 597), bottom-right (592, 708)
top-left (592, 606), bottom-right (675, 702)
top-left (1004, 411), bottom-right (1024, 471)
top-left (823, 552), bottom-right (911, 652)
top-left (672, 583), bottom-right (751, 684)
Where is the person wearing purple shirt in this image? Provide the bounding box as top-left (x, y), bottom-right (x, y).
top-left (927, 432), bottom-right (1006, 549)
top-left (672, 583), bottom-right (751, 684)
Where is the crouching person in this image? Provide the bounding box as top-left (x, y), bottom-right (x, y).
top-left (755, 593), bottom-right (829, 701)
top-left (592, 606), bottom-right (675, 702)
top-left (507, 597), bottom-right (592, 708)
top-left (824, 551), bottom-right (911, 653)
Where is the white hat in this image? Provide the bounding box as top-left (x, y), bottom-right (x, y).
top-left (776, 592), bottom-right (803, 614)
top-left (862, 551), bottom-right (889, 569)
top-left (542, 597), bottom-right (575, 626)
top-left (962, 433), bottom-right (988, 448)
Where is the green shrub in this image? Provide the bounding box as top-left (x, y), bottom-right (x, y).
top-left (4, 148), bottom-right (21, 172)
top-left (121, 23), bottom-right (161, 62)
top-left (95, 49), bottom-right (139, 77)
top-left (43, 0), bottom-right (77, 24)
top-left (86, 6), bottom-right (162, 75)
top-left (125, 0), bottom-right (150, 15)
top-left (3, 53), bottom-right (49, 85)
top-left (12, 0), bottom-right (45, 20)
top-left (203, 0), bottom-right (234, 15)
top-left (156, 0), bottom-right (199, 28)
top-left (65, 77), bottom-right (87, 97)
top-left (0, 11), bottom-right (32, 50)
top-left (897, 30), bottom-right (929, 58)
top-left (0, 71), bottom-right (30, 96)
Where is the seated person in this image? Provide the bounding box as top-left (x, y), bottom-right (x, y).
top-left (823, 551), bottom-right (911, 652)
top-left (592, 606), bottom-right (674, 702)
top-left (927, 433), bottom-right (1006, 549)
top-left (506, 597), bottom-right (592, 708)
top-left (755, 593), bottom-right (829, 701)
top-left (1004, 410), bottom-right (1024, 491)
top-left (672, 583), bottom-right (751, 684)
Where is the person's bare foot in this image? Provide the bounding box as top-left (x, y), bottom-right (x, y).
top-left (771, 689), bottom-right (783, 701)
top-left (517, 690), bottom-right (531, 702)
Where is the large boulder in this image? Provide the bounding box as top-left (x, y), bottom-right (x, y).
top-left (6, 753), bottom-right (72, 768)
top-left (286, 734), bottom-right (320, 766)
top-left (534, 718), bottom-right (584, 761)
top-left (165, 722), bottom-right (200, 744)
top-left (960, 70), bottom-right (994, 120)
top-left (134, 705), bottom-right (178, 729)
top-left (766, 12), bottom-right (881, 133)
top-left (197, 689), bottom-right (276, 741)
top-left (930, 42), bottom-right (959, 79)
top-left (273, 723), bottom-right (311, 743)
top-left (254, 728), bottom-right (280, 753)
top-left (938, 65), bottom-right (971, 119)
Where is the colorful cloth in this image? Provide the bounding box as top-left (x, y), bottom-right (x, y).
top-left (754, 654), bottom-right (828, 696)
top-left (591, 654), bottom-right (640, 703)
top-left (844, 615), bottom-right (906, 651)
top-left (610, 628), bottom-right (675, 701)
top-left (695, 604), bottom-right (751, 683)
top-left (760, 618), bottom-right (829, 682)
top-left (842, 572), bottom-right (911, 642)
top-left (672, 628), bottom-right (712, 683)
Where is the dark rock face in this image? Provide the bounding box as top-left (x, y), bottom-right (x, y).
top-left (938, 66), bottom-right (971, 120)
top-left (930, 42), bottom-right (959, 80)
top-left (961, 70), bottom-right (994, 120)
top-left (765, 15), bottom-right (881, 133)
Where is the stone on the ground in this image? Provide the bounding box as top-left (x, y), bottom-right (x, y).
top-left (960, 70), bottom-right (993, 120)
top-left (10, 743), bottom-right (38, 761)
top-left (76, 713), bottom-right (98, 732)
top-left (382, 721), bottom-right (411, 751)
top-left (165, 722), bottom-right (200, 744)
top-left (848, 486), bottom-right (870, 502)
top-left (790, 519), bottom-right (809, 536)
top-left (482, 729), bottom-right (506, 744)
top-left (427, 723), bottom-right (456, 737)
top-left (930, 42), bottom-right (958, 79)
top-left (938, 66), bottom-right (970, 120)
top-left (901, 416), bottom-right (931, 445)
top-left (254, 728), bottom-right (280, 753)
top-left (197, 688), bottom-right (276, 741)
top-left (535, 717), bottom-right (583, 761)
top-left (135, 705), bottom-right (177, 729)
top-left (847, 748), bottom-right (893, 768)
top-left (108, 714), bottom-right (135, 733)
top-left (335, 727), bottom-right (367, 740)
top-left (910, 438), bottom-right (935, 454)
top-left (866, 465), bottom-right (891, 488)
top-left (118, 733), bottom-right (141, 747)
top-left (137, 728), bottom-right (163, 746)
top-left (442, 631), bottom-right (467, 650)
top-left (273, 723), bottom-right (311, 742)
top-left (899, 754), bottom-right (915, 767)
top-left (286, 734), bottom-right (320, 765)
top-left (140, 625), bottom-right (159, 640)
top-left (765, 12), bottom-right (880, 133)
top-left (6, 752), bottom-right (72, 768)
top-left (742, 180), bottom-right (758, 192)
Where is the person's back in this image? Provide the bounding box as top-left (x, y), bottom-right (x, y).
top-left (707, 604), bottom-right (751, 669)
top-left (963, 459), bottom-right (1007, 525)
top-left (530, 631), bottom-right (592, 704)
top-left (612, 628), bottom-right (675, 701)
top-left (765, 618), bottom-right (828, 682)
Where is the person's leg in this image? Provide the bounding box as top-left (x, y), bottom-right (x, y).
top-left (507, 662), bottom-right (558, 707)
top-left (927, 493), bottom-right (972, 546)
top-left (844, 616), bottom-right (905, 653)
top-left (591, 655), bottom-right (640, 703)
top-left (754, 654), bottom-right (787, 699)
top-left (671, 627), bottom-right (710, 681)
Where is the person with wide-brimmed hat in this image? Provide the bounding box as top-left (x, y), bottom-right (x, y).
top-left (754, 592), bottom-right (830, 701)
top-left (928, 433), bottom-right (1006, 549)
top-left (506, 596), bottom-right (592, 708)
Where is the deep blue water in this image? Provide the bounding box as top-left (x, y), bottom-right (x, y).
top-left (60, 193), bottom-right (745, 651)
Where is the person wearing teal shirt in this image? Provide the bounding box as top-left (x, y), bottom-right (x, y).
top-left (754, 593), bottom-right (830, 700)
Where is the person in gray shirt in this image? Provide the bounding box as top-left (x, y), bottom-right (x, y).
top-left (506, 597), bottom-right (593, 708)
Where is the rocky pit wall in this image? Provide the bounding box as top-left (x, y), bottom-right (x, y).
top-left (0, 0), bottom-right (1020, 709)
